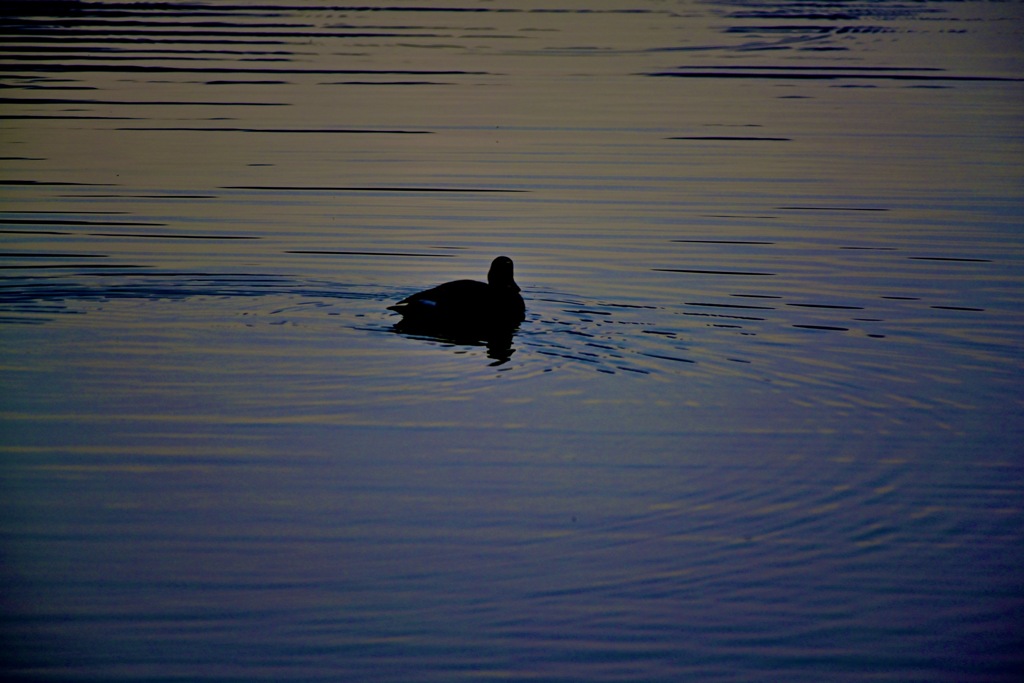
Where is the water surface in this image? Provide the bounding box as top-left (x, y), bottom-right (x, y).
top-left (2, 1), bottom-right (1023, 681)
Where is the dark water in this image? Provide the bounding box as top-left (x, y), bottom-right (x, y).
top-left (2, 1), bottom-right (1023, 681)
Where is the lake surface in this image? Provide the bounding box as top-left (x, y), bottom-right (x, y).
top-left (2, 1), bottom-right (1023, 680)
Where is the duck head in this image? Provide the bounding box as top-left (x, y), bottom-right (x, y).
top-left (488, 256), bottom-right (520, 293)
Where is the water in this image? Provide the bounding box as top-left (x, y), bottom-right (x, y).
top-left (2, 1), bottom-right (1023, 681)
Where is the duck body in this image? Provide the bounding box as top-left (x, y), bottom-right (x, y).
top-left (388, 256), bottom-right (525, 336)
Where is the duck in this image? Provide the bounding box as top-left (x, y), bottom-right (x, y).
top-left (388, 256), bottom-right (526, 335)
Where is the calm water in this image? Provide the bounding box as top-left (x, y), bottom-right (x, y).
top-left (2, 1), bottom-right (1023, 680)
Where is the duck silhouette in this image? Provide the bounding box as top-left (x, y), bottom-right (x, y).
top-left (388, 256), bottom-right (526, 338)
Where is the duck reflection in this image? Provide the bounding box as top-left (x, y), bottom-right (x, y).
top-left (391, 319), bottom-right (519, 365)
